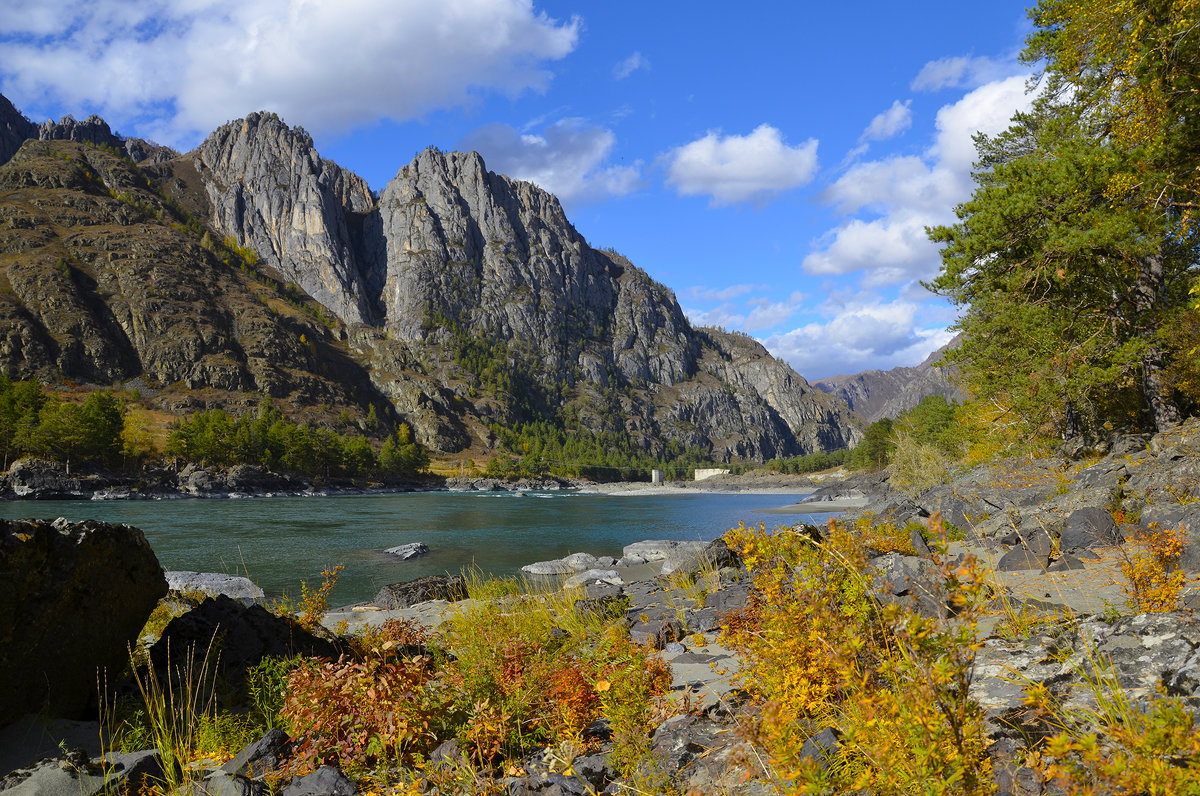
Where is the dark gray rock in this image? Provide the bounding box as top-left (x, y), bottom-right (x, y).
top-left (1047, 554), bottom-right (1086, 572)
top-left (373, 574), bottom-right (467, 609)
top-left (280, 766), bottom-right (357, 796)
top-left (0, 517), bottom-right (166, 723)
top-left (798, 726), bottom-right (842, 770)
top-left (685, 607), bottom-right (722, 633)
top-left (0, 749), bottom-right (172, 796)
top-left (150, 595), bottom-right (341, 689)
top-left (629, 617), bottom-right (685, 649)
top-left (869, 552), bottom-right (941, 615)
top-left (221, 728), bottom-right (291, 779)
top-left (1060, 507), bottom-right (1121, 553)
top-left (186, 770), bottom-right (264, 796)
top-left (704, 583), bottom-right (749, 614)
top-left (997, 547), bottom-right (1049, 572)
top-left (429, 739), bottom-right (463, 768)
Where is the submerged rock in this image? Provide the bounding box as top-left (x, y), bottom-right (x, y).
top-left (382, 542), bottom-right (429, 560)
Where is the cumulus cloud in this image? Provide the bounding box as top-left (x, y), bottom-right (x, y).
top-left (459, 118), bottom-right (641, 205)
top-left (860, 99), bottom-right (912, 142)
top-left (804, 75), bottom-right (1033, 286)
top-left (0, 0), bottom-right (579, 147)
top-left (762, 298), bottom-right (957, 380)
top-left (613, 51), bottom-right (648, 79)
top-left (664, 124), bottom-right (818, 206)
top-left (911, 55), bottom-right (1010, 92)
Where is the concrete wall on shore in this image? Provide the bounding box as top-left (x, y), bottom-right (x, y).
top-left (694, 468), bottom-right (730, 482)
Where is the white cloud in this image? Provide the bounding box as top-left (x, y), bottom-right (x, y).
top-left (804, 75), bottom-right (1033, 287)
top-left (613, 51), bottom-right (648, 79)
top-left (911, 55), bottom-right (1010, 92)
top-left (762, 298), bottom-right (956, 380)
top-left (684, 289), bottom-right (805, 334)
top-left (0, 0), bottom-right (580, 147)
top-left (860, 99), bottom-right (912, 142)
top-left (458, 118), bottom-right (641, 205)
top-left (688, 284), bottom-right (756, 302)
top-left (665, 124), bottom-right (818, 206)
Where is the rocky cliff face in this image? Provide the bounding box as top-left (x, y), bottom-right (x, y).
top-left (0, 95), bottom-right (859, 462)
top-left (186, 113), bottom-right (377, 325)
top-left (186, 120), bottom-right (857, 459)
top-left (0, 137), bottom-right (382, 417)
top-left (815, 338), bottom-right (966, 423)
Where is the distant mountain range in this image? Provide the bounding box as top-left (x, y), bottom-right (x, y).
top-left (0, 96), bottom-right (900, 463)
top-left (813, 339), bottom-right (967, 424)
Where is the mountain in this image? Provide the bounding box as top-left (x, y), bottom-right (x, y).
top-left (813, 339), bottom-right (967, 423)
top-left (0, 97), bottom-right (858, 463)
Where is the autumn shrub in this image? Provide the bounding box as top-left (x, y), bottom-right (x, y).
top-left (437, 579), bottom-right (670, 774)
top-left (280, 654), bottom-right (444, 774)
top-left (1027, 653), bottom-right (1200, 794)
top-left (889, 430), bottom-right (956, 497)
top-left (1122, 523), bottom-right (1187, 613)
top-left (722, 516), bottom-right (994, 793)
top-left (297, 565), bottom-right (344, 629)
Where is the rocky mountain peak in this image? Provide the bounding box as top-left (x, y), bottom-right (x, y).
top-left (0, 95), bottom-right (36, 166)
top-left (188, 111), bottom-right (377, 324)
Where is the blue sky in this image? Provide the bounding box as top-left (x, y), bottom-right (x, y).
top-left (0, 0), bottom-right (1038, 380)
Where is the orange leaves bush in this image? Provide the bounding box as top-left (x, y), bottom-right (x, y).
top-left (280, 654), bottom-right (443, 773)
top-left (1122, 523), bottom-right (1187, 612)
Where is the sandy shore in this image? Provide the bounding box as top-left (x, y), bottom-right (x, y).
top-left (575, 471), bottom-right (823, 497)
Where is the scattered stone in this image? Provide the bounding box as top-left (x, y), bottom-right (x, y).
top-left (563, 552), bottom-right (600, 571)
top-left (1047, 554), bottom-right (1086, 572)
top-left (373, 574), bottom-right (467, 609)
top-left (166, 571), bottom-right (266, 602)
top-left (382, 542), bottom-right (429, 560)
top-left (564, 569), bottom-right (622, 589)
top-left (1060, 507), bottom-right (1121, 553)
top-left (521, 559), bottom-right (574, 576)
top-left (661, 538), bottom-right (738, 577)
top-left (0, 517), bottom-right (167, 723)
top-left (799, 727), bottom-right (842, 770)
top-left (221, 728), bottom-right (291, 779)
top-left (704, 584), bottom-right (749, 614)
top-left (996, 547), bottom-right (1049, 572)
top-left (629, 617), bottom-right (684, 650)
top-left (280, 766), bottom-right (357, 796)
top-left (185, 770), bottom-right (264, 796)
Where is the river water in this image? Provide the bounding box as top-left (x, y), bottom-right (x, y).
top-left (0, 490), bottom-right (833, 605)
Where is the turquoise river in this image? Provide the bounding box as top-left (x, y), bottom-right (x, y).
top-left (0, 491), bottom-right (834, 605)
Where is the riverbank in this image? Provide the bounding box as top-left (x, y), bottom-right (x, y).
top-left (0, 457), bottom-right (828, 501)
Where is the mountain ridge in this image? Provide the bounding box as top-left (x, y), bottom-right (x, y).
top-left (0, 95), bottom-right (860, 465)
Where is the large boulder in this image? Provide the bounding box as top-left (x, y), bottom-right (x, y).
top-left (0, 518), bottom-right (166, 724)
top-left (149, 595), bottom-right (341, 688)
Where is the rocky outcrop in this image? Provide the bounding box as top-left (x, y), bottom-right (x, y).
top-left (187, 112), bottom-right (377, 325)
top-left (0, 518), bottom-right (166, 723)
top-left (815, 336), bottom-right (966, 422)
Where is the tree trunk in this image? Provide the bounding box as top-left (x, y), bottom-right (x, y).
top-left (1135, 250), bottom-right (1181, 431)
